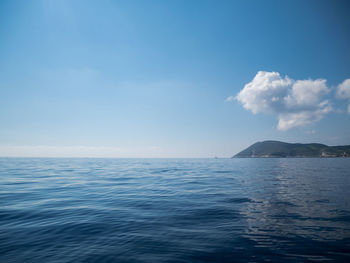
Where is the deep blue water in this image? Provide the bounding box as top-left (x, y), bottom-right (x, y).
top-left (0, 158), bottom-right (350, 262)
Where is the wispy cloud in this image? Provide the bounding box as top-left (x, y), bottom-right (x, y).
top-left (306, 129), bottom-right (316, 134)
top-left (225, 96), bottom-right (235, 102)
top-left (0, 146), bottom-right (123, 158)
top-left (0, 145), bottom-right (187, 158)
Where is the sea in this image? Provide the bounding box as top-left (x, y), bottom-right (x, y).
top-left (0, 158), bottom-right (349, 262)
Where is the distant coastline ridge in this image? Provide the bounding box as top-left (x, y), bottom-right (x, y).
top-left (233, 141), bottom-right (350, 158)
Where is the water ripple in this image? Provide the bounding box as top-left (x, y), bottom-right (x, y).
top-left (0, 158), bottom-right (349, 262)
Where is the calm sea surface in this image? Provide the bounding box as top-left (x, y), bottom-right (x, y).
top-left (0, 158), bottom-right (349, 262)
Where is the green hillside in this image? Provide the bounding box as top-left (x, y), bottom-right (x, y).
top-left (233, 141), bottom-right (350, 158)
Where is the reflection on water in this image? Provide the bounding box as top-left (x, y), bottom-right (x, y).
top-left (241, 159), bottom-right (350, 261)
top-left (0, 158), bottom-right (349, 262)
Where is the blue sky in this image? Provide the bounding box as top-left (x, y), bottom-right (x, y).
top-left (1, 0), bottom-right (350, 157)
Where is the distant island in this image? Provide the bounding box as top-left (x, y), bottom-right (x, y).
top-left (233, 141), bottom-right (350, 158)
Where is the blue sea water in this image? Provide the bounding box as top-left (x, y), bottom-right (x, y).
top-left (0, 158), bottom-right (349, 262)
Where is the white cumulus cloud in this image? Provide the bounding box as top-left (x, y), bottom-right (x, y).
top-left (233, 71), bottom-right (332, 130)
top-left (285, 79), bottom-right (329, 108)
top-left (277, 103), bottom-right (332, 131)
top-left (235, 71), bottom-right (291, 114)
top-left (336, 79), bottom-right (350, 113)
